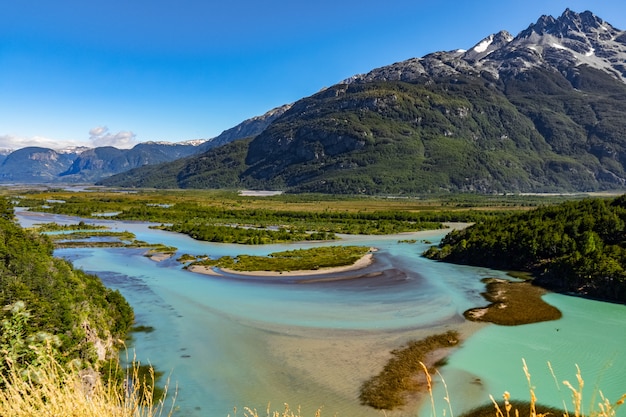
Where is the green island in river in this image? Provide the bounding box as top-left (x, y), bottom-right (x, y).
top-left (183, 245), bottom-right (375, 276)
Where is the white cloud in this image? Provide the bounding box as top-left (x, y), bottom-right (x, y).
top-left (89, 126), bottom-right (137, 149)
top-left (0, 126), bottom-right (138, 152)
top-left (0, 134), bottom-right (83, 151)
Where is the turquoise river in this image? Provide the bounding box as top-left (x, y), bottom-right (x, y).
top-left (16, 210), bottom-right (626, 417)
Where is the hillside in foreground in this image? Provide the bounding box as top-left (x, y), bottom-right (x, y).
top-left (0, 197), bottom-right (133, 376)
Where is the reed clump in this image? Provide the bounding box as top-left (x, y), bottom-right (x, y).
top-left (0, 348), bottom-right (174, 417)
top-left (459, 359), bottom-right (625, 417)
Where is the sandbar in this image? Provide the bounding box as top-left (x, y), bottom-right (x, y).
top-left (147, 252), bottom-right (174, 262)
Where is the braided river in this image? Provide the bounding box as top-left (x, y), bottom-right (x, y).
top-left (17, 210), bottom-right (626, 417)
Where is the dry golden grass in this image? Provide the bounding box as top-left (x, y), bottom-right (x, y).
top-left (478, 359), bottom-right (625, 417)
top-left (233, 403), bottom-right (322, 417)
top-left (0, 352), bottom-right (175, 417)
top-left (1, 347), bottom-right (623, 417)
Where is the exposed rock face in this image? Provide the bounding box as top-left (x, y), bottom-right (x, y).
top-left (237, 8), bottom-right (626, 193)
top-left (81, 320), bottom-right (113, 361)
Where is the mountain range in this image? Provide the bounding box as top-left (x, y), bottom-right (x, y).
top-left (8, 9), bottom-right (626, 195)
top-left (0, 104), bottom-right (289, 183)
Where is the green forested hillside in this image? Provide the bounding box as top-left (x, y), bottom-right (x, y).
top-left (0, 198), bottom-right (133, 370)
top-left (424, 195), bottom-right (626, 302)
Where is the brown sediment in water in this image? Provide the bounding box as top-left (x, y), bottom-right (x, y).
top-left (464, 278), bottom-right (562, 325)
top-left (262, 321), bottom-right (485, 417)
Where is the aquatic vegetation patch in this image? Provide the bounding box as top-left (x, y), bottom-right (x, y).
top-left (359, 330), bottom-right (460, 410)
top-left (464, 278), bottom-right (562, 325)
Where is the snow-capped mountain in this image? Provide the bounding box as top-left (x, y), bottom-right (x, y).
top-left (347, 9), bottom-right (626, 84)
top-left (101, 8), bottom-right (626, 194)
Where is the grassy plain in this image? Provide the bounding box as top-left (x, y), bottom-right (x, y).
top-left (9, 187), bottom-right (586, 213)
top-left (9, 187), bottom-right (588, 237)
top-left (11, 187), bottom-right (579, 247)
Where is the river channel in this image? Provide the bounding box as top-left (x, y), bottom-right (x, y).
top-left (16, 210), bottom-right (626, 417)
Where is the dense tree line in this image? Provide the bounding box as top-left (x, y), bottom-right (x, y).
top-left (0, 198), bottom-right (133, 373)
top-left (424, 196), bottom-right (626, 302)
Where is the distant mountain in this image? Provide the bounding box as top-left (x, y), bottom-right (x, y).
top-left (59, 142), bottom-right (202, 182)
top-left (101, 9), bottom-right (626, 195)
top-left (0, 147), bottom-right (78, 183)
top-left (0, 149), bottom-right (13, 167)
top-left (0, 105), bottom-right (290, 183)
top-left (0, 142), bottom-right (202, 183)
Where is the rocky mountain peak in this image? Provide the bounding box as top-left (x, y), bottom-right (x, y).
top-left (520, 8), bottom-right (612, 39)
top-left (504, 9), bottom-right (626, 81)
top-left (100, 9), bottom-right (626, 195)
top-left (347, 9), bottom-right (626, 85)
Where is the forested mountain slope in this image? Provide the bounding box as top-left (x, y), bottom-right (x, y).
top-left (101, 9), bottom-right (626, 194)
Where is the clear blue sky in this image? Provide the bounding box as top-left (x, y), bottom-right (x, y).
top-left (1, 0), bottom-right (625, 150)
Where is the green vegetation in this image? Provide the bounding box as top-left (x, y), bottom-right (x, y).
top-left (32, 225), bottom-right (177, 255)
top-left (13, 189), bottom-right (541, 245)
top-left (0, 196), bottom-right (143, 403)
top-left (160, 222), bottom-right (335, 244)
top-left (32, 221), bottom-right (108, 231)
top-left (189, 245), bottom-right (371, 272)
top-left (425, 195), bottom-right (626, 303)
top-left (46, 230), bottom-right (136, 242)
top-left (100, 69), bottom-right (626, 195)
top-left (0, 196), bottom-right (175, 415)
top-left (464, 279), bottom-right (562, 325)
top-left (359, 330), bottom-right (460, 410)
top-left (0, 201), bottom-right (133, 368)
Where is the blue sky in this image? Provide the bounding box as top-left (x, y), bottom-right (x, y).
top-left (1, 1), bottom-right (626, 150)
